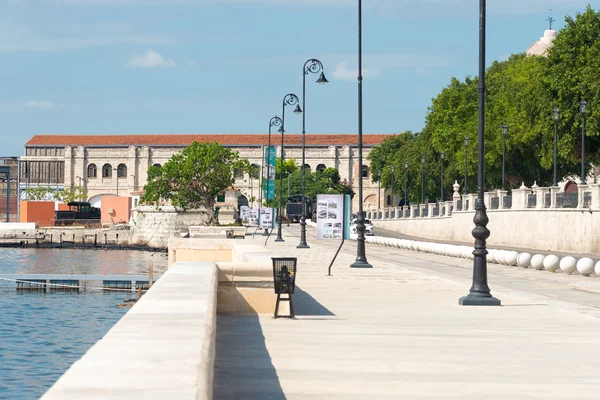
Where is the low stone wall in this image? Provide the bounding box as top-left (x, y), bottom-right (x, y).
top-left (375, 209), bottom-right (600, 255)
top-left (41, 261), bottom-right (219, 400)
top-left (130, 206), bottom-right (210, 248)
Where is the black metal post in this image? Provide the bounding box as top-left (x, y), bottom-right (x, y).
top-left (440, 152), bottom-right (445, 201)
top-left (275, 94), bottom-right (300, 243)
top-left (502, 138), bottom-right (506, 190)
top-left (350, 0), bottom-right (372, 269)
top-left (464, 137), bottom-right (469, 195)
top-left (580, 100), bottom-right (587, 185)
top-left (298, 59), bottom-right (327, 249)
top-left (553, 109), bottom-right (559, 186)
top-left (459, 0), bottom-right (501, 306)
top-left (265, 116), bottom-right (281, 235)
top-left (404, 162), bottom-right (408, 206)
top-left (377, 171), bottom-right (381, 209)
top-left (6, 170), bottom-right (10, 223)
top-left (391, 166), bottom-right (395, 208)
top-left (420, 156), bottom-right (425, 204)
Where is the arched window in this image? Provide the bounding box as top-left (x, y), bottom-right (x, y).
top-left (102, 164), bottom-right (112, 178)
top-left (386, 195), bottom-right (391, 206)
top-left (250, 164), bottom-right (260, 179)
top-left (87, 164), bottom-right (97, 178)
top-left (302, 164), bottom-right (311, 173)
top-left (117, 164), bottom-right (127, 178)
top-left (316, 164), bottom-right (326, 173)
top-left (234, 168), bottom-right (244, 178)
top-left (153, 163), bottom-right (161, 168)
top-left (362, 165), bottom-right (370, 178)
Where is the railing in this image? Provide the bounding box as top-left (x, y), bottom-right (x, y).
top-left (391, 209), bottom-right (395, 219)
top-left (544, 193), bottom-right (551, 208)
top-left (414, 208), bottom-right (420, 218)
top-left (490, 197), bottom-right (499, 210)
top-left (465, 199), bottom-right (469, 210)
top-left (422, 208), bottom-right (429, 217)
top-left (432, 207), bottom-right (439, 217)
top-left (457, 200), bottom-right (463, 211)
top-left (503, 195), bottom-right (512, 209)
top-left (556, 192), bottom-right (578, 208)
top-left (527, 194), bottom-right (537, 208)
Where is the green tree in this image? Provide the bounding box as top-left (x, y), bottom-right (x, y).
top-left (25, 187), bottom-right (54, 201)
top-left (55, 186), bottom-right (86, 203)
top-left (546, 5), bottom-right (600, 174)
top-left (141, 141), bottom-right (250, 225)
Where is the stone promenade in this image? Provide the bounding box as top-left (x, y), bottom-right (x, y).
top-left (214, 225), bottom-right (600, 399)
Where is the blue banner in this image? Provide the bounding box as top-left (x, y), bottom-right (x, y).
top-left (264, 146), bottom-right (276, 200)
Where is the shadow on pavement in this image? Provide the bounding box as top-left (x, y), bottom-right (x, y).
top-left (294, 286), bottom-right (335, 316)
top-left (213, 314), bottom-right (286, 400)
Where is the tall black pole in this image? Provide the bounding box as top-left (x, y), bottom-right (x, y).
top-left (404, 164), bottom-right (408, 206)
top-left (502, 137), bottom-right (506, 190)
top-left (377, 172), bottom-right (381, 209)
top-left (464, 137), bottom-right (468, 195)
top-left (351, 0), bottom-right (372, 268)
top-left (275, 94), bottom-right (300, 243)
top-left (420, 159), bottom-right (425, 204)
top-left (553, 113), bottom-right (558, 186)
top-left (298, 59), bottom-right (326, 249)
top-left (440, 153), bottom-right (444, 201)
top-left (459, 0), bottom-right (500, 306)
top-left (581, 108), bottom-right (586, 185)
top-left (264, 116), bottom-right (281, 236)
top-left (391, 167), bottom-right (395, 208)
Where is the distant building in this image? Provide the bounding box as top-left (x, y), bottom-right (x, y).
top-left (20, 134), bottom-right (398, 212)
top-left (0, 157), bottom-right (19, 222)
top-left (526, 28), bottom-right (557, 57)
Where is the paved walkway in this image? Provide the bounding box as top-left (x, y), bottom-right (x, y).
top-left (214, 225), bottom-right (600, 399)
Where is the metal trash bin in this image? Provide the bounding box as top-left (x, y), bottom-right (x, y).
top-left (272, 257), bottom-right (297, 318)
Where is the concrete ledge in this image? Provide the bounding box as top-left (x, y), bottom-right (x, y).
top-left (41, 261), bottom-right (218, 400)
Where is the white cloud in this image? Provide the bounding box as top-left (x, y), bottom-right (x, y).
top-left (332, 62), bottom-right (380, 81)
top-left (127, 50), bottom-right (176, 68)
top-left (25, 100), bottom-right (54, 109)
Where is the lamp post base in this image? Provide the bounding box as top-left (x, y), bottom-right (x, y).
top-left (274, 238), bottom-right (285, 243)
top-left (262, 229), bottom-right (269, 236)
top-left (296, 243), bottom-right (310, 249)
top-left (350, 260), bottom-right (373, 268)
top-left (459, 294), bottom-right (501, 306)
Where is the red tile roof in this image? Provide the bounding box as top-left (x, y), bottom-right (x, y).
top-left (26, 134), bottom-right (397, 147)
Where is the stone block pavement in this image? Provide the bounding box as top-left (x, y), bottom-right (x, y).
top-left (214, 225), bottom-right (600, 399)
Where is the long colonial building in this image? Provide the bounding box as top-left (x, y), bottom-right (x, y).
top-left (21, 134), bottom-right (397, 212)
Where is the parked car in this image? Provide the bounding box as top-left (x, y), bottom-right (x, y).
top-left (351, 219), bottom-right (374, 236)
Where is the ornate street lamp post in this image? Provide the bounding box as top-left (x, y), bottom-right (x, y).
top-left (580, 100), bottom-right (587, 184)
top-left (464, 136), bottom-right (469, 195)
top-left (404, 161), bottom-right (408, 208)
top-left (263, 116), bottom-right (281, 235)
top-left (459, 0), bottom-right (501, 306)
top-left (501, 124), bottom-right (508, 190)
top-left (440, 151), bottom-right (445, 201)
top-left (350, 0), bottom-right (372, 268)
top-left (298, 59), bottom-right (328, 249)
top-left (390, 165), bottom-right (395, 208)
top-left (420, 155), bottom-right (425, 204)
top-left (275, 94), bottom-right (302, 243)
top-left (377, 170), bottom-right (381, 210)
top-left (552, 108), bottom-right (560, 186)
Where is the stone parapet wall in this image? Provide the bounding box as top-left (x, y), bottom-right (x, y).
top-left (375, 209), bottom-right (600, 255)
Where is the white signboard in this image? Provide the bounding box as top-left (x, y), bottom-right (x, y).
top-left (316, 194), bottom-right (344, 240)
top-left (240, 207), bottom-right (259, 226)
top-left (259, 208), bottom-right (274, 229)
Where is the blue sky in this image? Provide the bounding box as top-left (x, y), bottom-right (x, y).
top-left (0, 0), bottom-right (594, 156)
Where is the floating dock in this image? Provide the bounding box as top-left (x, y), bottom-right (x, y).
top-left (0, 274), bottom-right (160, 292)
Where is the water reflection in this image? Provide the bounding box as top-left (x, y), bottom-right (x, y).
top-left (0, 248), bottom-right (167, 399)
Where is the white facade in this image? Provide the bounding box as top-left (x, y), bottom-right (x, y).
top-left (21, 136), bottom-right (394, 212)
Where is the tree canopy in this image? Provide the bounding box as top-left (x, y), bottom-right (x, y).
top-left (141, 141), bottom-right (250, 224)
top-left (371, 6), bottom-right (600, 199)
